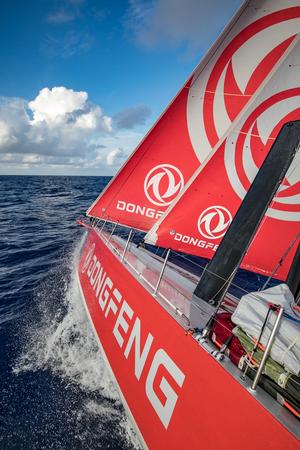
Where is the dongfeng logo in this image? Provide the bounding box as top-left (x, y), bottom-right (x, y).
top-left (81, 243), bottom-right (95, 273)
top-left (187, 8), bottom-right (300, 163)
top-left (198, 206), bottom-right (232, 240)
top-left (144, 164), bottom-right (184, 207)
top-left (224, 88), bottom-right (300, 222)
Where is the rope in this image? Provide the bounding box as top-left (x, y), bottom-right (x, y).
top-left (280, 334), bottom-right (300, 368)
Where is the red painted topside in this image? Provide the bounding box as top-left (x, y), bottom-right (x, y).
top-left (77, 228), bottom-right (300, 450)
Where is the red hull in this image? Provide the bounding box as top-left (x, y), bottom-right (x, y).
top-left (77, 229), bottom-right (299, 450)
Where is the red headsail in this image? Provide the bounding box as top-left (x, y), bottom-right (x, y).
top-left (145, 31), bottom-right (300, 280)
top-left (87, 1), bottom-right (298, 231)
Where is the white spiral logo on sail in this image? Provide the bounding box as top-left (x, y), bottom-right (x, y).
top-left (187, 6), bottom-right (300, 163)
top-left (144, 164), bottom-right (184, 206)
top-left (197, 206), bottom-right (232, 240)
top-left (81, 243), bottom-right (95, 273)
top-left (224, 86), bottom-right (300, 222)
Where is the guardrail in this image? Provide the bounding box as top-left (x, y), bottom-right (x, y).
top-left (84, 217), bottom-right (283, 334)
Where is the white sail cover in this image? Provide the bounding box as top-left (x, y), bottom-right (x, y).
top-left (232, 284), bottom-right (300, 375)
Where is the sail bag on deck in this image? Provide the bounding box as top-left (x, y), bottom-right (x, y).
top-left (231, 283), bottom-right (300, 375)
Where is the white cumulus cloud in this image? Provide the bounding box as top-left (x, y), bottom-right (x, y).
top-left (29, 87), bottom-right (87, 125)
top-left (106, 148), bottom-right (124, 166)
top-left (0, 120), bottom-right (16, 146)
top-left (0, 86), bottom-right (145, 175)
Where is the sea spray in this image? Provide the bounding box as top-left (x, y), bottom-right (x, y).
top-left (13, 235), bottom-right (140, 449)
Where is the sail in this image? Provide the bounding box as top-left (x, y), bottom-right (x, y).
top-left (87, 0), bottom-right (298, 231)
top-left (145, 33), bottom-right (300, 281)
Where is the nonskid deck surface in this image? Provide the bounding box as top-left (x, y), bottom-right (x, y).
top-left (90, 228), bottom-right (300, 439)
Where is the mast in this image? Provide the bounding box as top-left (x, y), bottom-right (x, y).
top-left (191, 120), bottom-right (300, 329)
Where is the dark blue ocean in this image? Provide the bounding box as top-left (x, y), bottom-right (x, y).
top-left (0, 175), bottom-right (141, 450)
top-left (0, 175), bottom-right (276, 450)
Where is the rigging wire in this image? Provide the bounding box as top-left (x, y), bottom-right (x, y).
top-left (261, 229), bottom-right (300, 290)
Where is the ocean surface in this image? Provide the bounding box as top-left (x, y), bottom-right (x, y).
top-left (0, 175), bottom-right (141, 450)
top-left (0, 175), bottom-right (278, 450)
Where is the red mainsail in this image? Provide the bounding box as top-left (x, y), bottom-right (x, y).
top-left (87, 1), bottom-right (298, 231)
top-left (145, 34), bottom-right (300, 280)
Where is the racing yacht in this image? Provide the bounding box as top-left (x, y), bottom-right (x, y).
top-left (77, 1), bottom-right (300, 448)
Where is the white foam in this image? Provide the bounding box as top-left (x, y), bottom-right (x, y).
top-left (82, 399), bottom-right (140, 449)
top-left (14, 235), bottom-right (141, 448)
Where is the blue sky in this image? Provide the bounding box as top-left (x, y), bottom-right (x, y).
top-left (0, 0), bottom-right (242, 175)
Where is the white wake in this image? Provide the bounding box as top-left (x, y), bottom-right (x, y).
top-left (13, 234), bottom-right (140, 449)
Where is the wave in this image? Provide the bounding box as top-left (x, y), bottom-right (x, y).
top-left (13, 234), bottom-right (140, 449)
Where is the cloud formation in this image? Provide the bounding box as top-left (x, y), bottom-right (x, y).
top-left (114, 105), bottom-right (151, 129)
top-left (125, 0), bottom-right (242, 57)
top-left (46, 0), bottom-right (106, 27)
top-left (46, 9), bottom-right (76, 24)
top-left (46, 0), bottom-right (86, 24)
top-left (29, 87), bottom-right (88, 124)
top-left (0, 87), bottom-right (144, 175)
top-left (43, 31), bottom-right (94, 58)
top-left (106, 148), bottom-right (124, 166)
